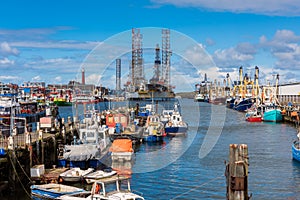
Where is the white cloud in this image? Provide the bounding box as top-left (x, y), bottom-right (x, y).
top-left (0, 42), bottom-right (19, 56)
top-left (0, 57), bottom-right (15, 65)
top-left (54, 76), bottom-right (62, 82)
top-left (150, 0), bottom-right (300, 16)
top-left (11, 40), bottom-right (99, 50)
top-left (183, 44), bottom-right (214, 67)
top-left (32, 76), bottom-right (41, 81)
top-left (259, 29), bottom-right (300, 71)
top-left (213, 46), bottom-right (255, 68)
top-left (0, 75), bottom-right (19, 81)
top-left (0, 27), bottom-right (74, 41)
top-left (86, 74), bottom-right (102, 85)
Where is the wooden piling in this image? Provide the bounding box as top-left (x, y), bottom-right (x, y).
top-left (226, 144), bottom-right (250, 200)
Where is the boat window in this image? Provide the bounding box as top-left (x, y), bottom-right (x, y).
top-left (87, 132), bottom-right (94, 138)
top-left (121, 116), bottom-right (126, 123)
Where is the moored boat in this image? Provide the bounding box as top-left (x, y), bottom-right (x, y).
top-left (233, 98), bottom-right (253, 112)
top-left (53, 98), bottom-right (72, 106)
top-left (164, 104), bottom-right (188, 136)
top-left (245, 107), bottom-right (262, 122)
top-left (109, 138), bottom-right (134, 161)
top-left (246, 114), bottom-right (262, 122)
top-left (57, 176), bottom-right (144, 200)
top-left (262, 105), bottom-right (283, 122)
top-left (58, 109), bottom-right (110, 168)
top-left (59, 167), bottom-right (94, 183)
top-left (30, 183), bottom-right (86, 199)
top-left (83, 169), bottom-right (117, 184)
top-left (143, 114), bottom-right (165, 142)
top-left (292, 140), bottom-right (300, 162)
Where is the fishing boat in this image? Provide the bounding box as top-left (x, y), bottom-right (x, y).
top-left (160, 109), bottom-right (174, 125)
top-left (109, 138), bottom-right (134, 161)
top-left (245, 104), bottom-right (262, 122)
top-left (233, 97), bottom-right (253, 112)
top-left (59, 167), bottom-right (94, 183)
top-left (84, 169), bottom-right (117, 184)
top-left (57, 176), bottom-right (144, 200)
top-left (106, 111), bottom-right (144, 143)
top-left (30, 183), bottom-right (86, 199)
top-left (143, 114), bottom-right (165, 142)
top-left (245, 112), bottom-right (262, 122)
top-left (262, 105), bottom-right (283, 122)
top-left (58, 109), bottom-right (110, 168)
top-left (164, 103), bottom-right (188, 136)
top-left (53, 97), bottom-right (72, 106)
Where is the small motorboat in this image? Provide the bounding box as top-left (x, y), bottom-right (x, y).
top-left (57, 176), bottom-right (144, 200)
top-left (30, 183), bottom-right (86, 199)
top-left (109, 138), bottom-right (134, 161)
top-left (164, 103), bottom-right (188, 136)
top-left (59, 167), bottom-right (94, 182)
top-left (83, 169), bottom-right (117, 184)
top-left (245, 111), bottom-right (262, 122)
top-left (292, 133), bottom-right (300, 162)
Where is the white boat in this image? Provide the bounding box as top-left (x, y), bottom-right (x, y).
top-left (160, 109), bottom-right (174, 125)
top-left (59, 167), bottom-right (94, 182)
top-left (59, 108), bottom-right (111, 168)
top-left (57, 176), bottom-right (144, 200)
top-left (164, 103), bottom-right (188, 136)
top-left (30, 183), bottom-right (86, 199)
top-left (83, 169), bottom-right (117, 184)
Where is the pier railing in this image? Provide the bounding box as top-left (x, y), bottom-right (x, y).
top-left (0, 132), bottom-right (40, 150)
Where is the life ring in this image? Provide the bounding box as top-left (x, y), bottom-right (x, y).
top-left (58, 177), bottom-right (63, 183)
top-left (94, 89), bottom-right (99, 96)
top-left (95, 184), bottom-right (101, 194)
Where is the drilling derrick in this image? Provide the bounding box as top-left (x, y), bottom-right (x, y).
top-left (150, 44), bottom-right (161, 84)
top-left (131, 28), bottom-right (144, 88)
top-left (161, 29), bottom-right (171, 88)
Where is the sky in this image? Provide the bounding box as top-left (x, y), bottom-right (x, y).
top-left (1, 0), bottom-right (300, 92)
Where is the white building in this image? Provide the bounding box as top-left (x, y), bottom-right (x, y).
top-left (278, 82), bottom-right (300, 104)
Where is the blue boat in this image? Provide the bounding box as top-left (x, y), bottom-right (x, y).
top-left (292, 140), bottom-right (300, 162)
top-left (31, 183), bottom-right (86, 199)
top-left (226, 97), bottom-right (235, 109)
top-left (233, 98), bottom-right (253, 112)
top-left (262, 106), bottom-right (283, 122)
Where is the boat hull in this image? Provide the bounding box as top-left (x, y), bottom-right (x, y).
top-left (246, 116), bottom-right (262, 122)
top-left (263, 109), bottom-right (282, 122)
top-left (165, 126), bottom-right (188, 136)
top-left (143, 135), bottom-right (163, 142)
top-left (31, 183), bottom-right (85, 199)
top-left (233, 99), bottom-right (253, 112)
top-left (292, 141), bottom-right (300, 162)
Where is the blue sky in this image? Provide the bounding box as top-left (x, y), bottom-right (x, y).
top-left (1, 0), bottom-right (300, 91)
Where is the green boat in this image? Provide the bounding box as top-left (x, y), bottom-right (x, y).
top-left (53, 98), bottom-right (72, 106)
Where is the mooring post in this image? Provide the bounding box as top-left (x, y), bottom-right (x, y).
top-left (226, 144), bottom-right (250, 200)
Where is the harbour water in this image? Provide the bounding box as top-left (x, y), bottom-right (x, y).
top-left (5, 98), bottom-right (300, 199)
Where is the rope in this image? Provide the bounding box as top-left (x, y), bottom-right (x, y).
top-left (11, 150), bottom-right (32, 183)
top-left (170, 174), bottom-right (224, 200)
top-left (7, 151), bottom-right (34, 200)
